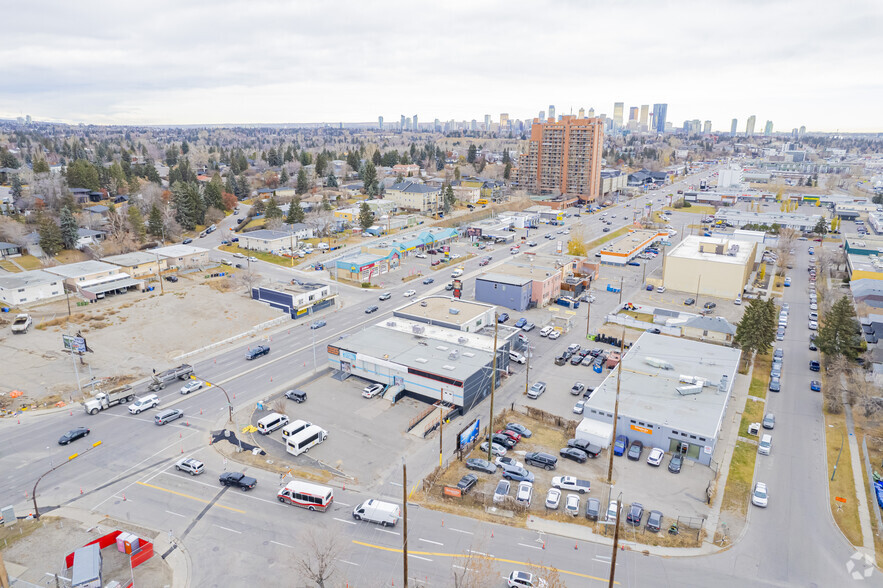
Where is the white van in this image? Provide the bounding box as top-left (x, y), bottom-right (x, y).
top-left (539, 326), bottom-right (554, 337)
top-left (451, 268), bottom-right (464, 278)
top-left (758, 434), bottom-right (772, 455)
top-left (257, 412), bottom-right (290, 435)
top-left (281, 419), bottom-right (312, 438)
top-left (285, 425), bottom-right (327, 456)
top-left (317, 243), bottom-right (329, 251)
top-left (352, 499), bottom-right (400, 527)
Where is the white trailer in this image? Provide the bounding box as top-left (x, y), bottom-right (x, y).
top-left (575, 418), bottom-right (614, 449)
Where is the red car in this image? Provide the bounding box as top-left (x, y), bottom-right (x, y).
top-left (496, 429), bottom-right (521, 443)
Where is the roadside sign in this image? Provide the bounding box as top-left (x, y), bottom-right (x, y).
top-left (835, 496), bottom-right (847, 503)
top-left (62, 334), bottom-right (86, 354)
top-left (443, 486), bottom-right (462, 498)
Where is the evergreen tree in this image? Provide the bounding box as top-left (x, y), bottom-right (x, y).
top-left (280, 167), bottom-right (290, 185)
top-left (127, 205), bottom-right (146, 242)
top-left (326, 173), bottom-right (338, 188)
top-left (363, 161), bottom-right (379, 197)
top-left (285, 198), bottom-right (305, 224)
top-left (813, 218), bottom-right (828, 235)
top-left (148, 204), bottom-right (164, 238)
top-left (265, 196), bottom-right (283, 219)
top-left (59, 206), bottom-right (79, 250)
top-left (443, 185), bottom-right (456, 214)
top-left (172, 182), bottom-right (198, 230)
top-left (322, 195), bottom-right (332, 211)
top-left (38, 216), bottom-right (63, 256)
top-left (467, 144), bottom-right (477, 163)
top-left (0, 148), bottom-right (20, 169)
top-left (346, 151), bottom-right (360, 172)
top-left (66, 159), bottom-right (100, 191)
top-left (296, 169), bottom-right (309, 195)
top-left (225, 173), bottom-right (235, 195)
top-left (358, 202), bottom-right (374, 230)
top-left (504, 161), bottom-right (512, 180)
top-left (234, 174), bottom-right (250, 200)
top-left (165, 146), bottom-right (178, 166)
top-left (502, 148), bottom-right (510, 164)
top-left (818, 296), bottom-right (860, 359)
top-left (204, 174), bottom-right (224, 210)
top-left (299, 150), bottom-right (312, 166)
top-left (10, 174), bottom-right (22, 199)
top-left (372, 150), bottom-right (382, 166)
top-left (33, 158), bottom-right (50, 174)
top-left (181, 140), bottom-right (190, 155)
top-left (734, 298), bottom-right (776, 359)
top-left (315, 153), bottom-right (328, 177)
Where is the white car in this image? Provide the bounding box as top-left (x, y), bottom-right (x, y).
top-left (128, 394), bottom-right (159, 415)
top-left (647, 447), bottom-right (665, 466)
top-left (573, 400), bottom-right (586, 414)
top-left (180, 380), bottom-right (204, 395)
top-left (545, 488), bottom-right (561, 509)
top-left (495, 456), bottom-right (524, 470)
top-left (362, 383), bottom-right (384, 398)
top-left (175, 457), bottom-right (205, 476)
top-left (415, 253), bottom-right (427, 259)
top-left (564, 494), bottom-right (580, 516)
top-left (752, 482), bottom-right (768, 507)
top-left (656, 286), bottom-right (666, 293)
top-left (403, 290), bottom-right (416, 297)
top-left (539, 326), bottom-right (554, 337)
top-left (808, 321), bottom-right (818, 330)
top-left (493, 479), bottom-right (511, 504)
top-left (480, 441), bottom-right (507, 457)
top-left (607, 499), bottom-right (619, 522)
top-left (508, 571), bottom-right (547, 588)
top-left (547, 330), bottom-right (561, 340)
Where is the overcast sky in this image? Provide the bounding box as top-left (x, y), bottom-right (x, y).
top-left (2, 0), bottom-right (880, 132)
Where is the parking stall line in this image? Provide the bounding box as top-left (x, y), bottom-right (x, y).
top-left (333, 517), bottom-right (357, 525)
top-left (517, 543), bottom-right (543, 550)
top-left (377, 529), bottom-right (400, 536)
top-left (447, 528), bottom-right (473, 535)
top-left (339, 560), bottom-right (360, 566)
top-left (165, 510), bottom-right (187, 518)
top-left (408, 554), bottom-right (433, 562)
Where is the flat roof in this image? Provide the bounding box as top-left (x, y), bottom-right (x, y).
top-left (44, 260), bottom-right (118, 279)
top-left (0, 269), bottom-right (61, 289)
top-left (601, 230), bottom-right (663, 255)
top-left (149, 244), bottom-right (210, 258)
top-left (585, 333), bottom-right (741, 439)
top-left (101, 251), bottom-right (159, 267)
top-left (497, 262), bottom-right (560, 281)
top-left (397, 296), bottom-right (493, 326)
top-left (667, 235), bottom-right (754, 265)
top-left (241, 229), bottom-right (294, 241)
top-left (82, 276), bottom-right (143, 294)
top-left (475, 272), bottom-right (532, 287)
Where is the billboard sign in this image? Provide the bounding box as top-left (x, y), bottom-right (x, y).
top-left (62, 335), bottom-right (86, 354)
top-left (457, 418), bottom-right (480, 449)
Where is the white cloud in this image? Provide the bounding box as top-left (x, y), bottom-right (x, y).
top-left (1, 0), bottom-right (880, 131)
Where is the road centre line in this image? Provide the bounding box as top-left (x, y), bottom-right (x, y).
top-left (419, 538), bottom-right (444, 546)
top-left (136, 481), bottom-right (245, 514)
top-left (351, 540), bottom-right (615, 584)
top-left (213, 524), bottom-right (241, 534)
top-left (155, 471), bottom-right (281, 506)
top-left (518, 543), bottom-right (543, 550)
top-left (270, 540), bottom-right (293, 548)
top-left (165, 510), bottom-right (186, 518)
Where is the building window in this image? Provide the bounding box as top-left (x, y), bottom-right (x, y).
top-left (690, 435), bottom-right (697, 439)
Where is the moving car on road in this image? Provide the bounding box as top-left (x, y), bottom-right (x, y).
top-left (219, 472), bottom-right (257, 490)
top-left (246, 345), bottom-right (270, 360)
top-left (58, 427), bottom-right (90, 445)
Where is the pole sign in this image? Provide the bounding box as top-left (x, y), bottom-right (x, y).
top-left (62, 334), bottom-right (86, 353)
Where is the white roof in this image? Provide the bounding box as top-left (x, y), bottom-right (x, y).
top-left (149, 244), bottom-right (210, 258)
top-left (44, 260), bottom-right (118, 279)
top-left (667, 235), bottom-right (754, 265)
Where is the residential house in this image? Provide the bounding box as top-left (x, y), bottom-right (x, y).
top-left (149, 244), bottom-right (211, 268)
top-left (45, 260), bottom-right (144, 301)
top-left (0, 241), bottom-right (23, 257)
top-left (238, 229), bottom-right (298, 253)
top-left (0, 269), bottom-right (65, 305)
top-left (76, 228), bottom-right (107, 249)
top-left (102, 251), bottom-right (165, 278)
top-left (681, 315), bottom-right (737, 344)
top-left (385, 181), bottom-right (442, 213)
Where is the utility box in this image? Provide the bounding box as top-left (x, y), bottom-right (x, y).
top-left (71, 543), bottom-right (102, 588)
top-left (1, 505), bottom-right (15, 525)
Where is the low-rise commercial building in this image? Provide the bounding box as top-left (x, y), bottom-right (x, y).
top-left (238, 229), bottom-right (298, 253)
top-left (0, 269), bottom-right (64, 305)
top-left (251, 282), bottom-right (336, 319)
top-left (599, 229), bottom-right (666, 265)
top-left (101, 251), bottom-right (164, 278)
top-left (663, 235), bottom-right (755, 299)
top-left (475, 273), bottom-right (533, 311)
top-left (335, 251), bottom-right (400, 283)
top-left (714, 209), bottom-right (823, 232)
top-left (582, 333), bottom-right (741, 465)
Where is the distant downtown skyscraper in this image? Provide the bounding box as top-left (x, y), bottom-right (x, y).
top-left (703, 120), bottom-right (712, 134)
top-left (629, 107), bottom-right (639, 122)
top-left (517, 115), bottom-right (604, 201)
top-left (378, 116), bottom-right (383, 130)
top-left (730, 118), bottom-right (738, 136)
top-left (578, 107), bottom-right (585, 119)
top-left (764, 120), bottom-right (773, 136)
top-left (548, 105), bottom-right (556, 121)
top-left (539, 110), bottom-right (545, 121)
top-left (745, 115), bottom-right (756, 136)
top-left (652, 104), bottom-right (667, 133)
top-left (413, 115), bottom-right (418, 131)
top-left (613, 102), bottom-right (624, 130)
top-left (588, 108), bottom-right (595, 118)
top-left (484, 114), bottom-right (491, 130)
top-left (639, 105), bottom-right (649, 129)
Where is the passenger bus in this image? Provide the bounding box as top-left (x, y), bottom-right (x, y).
top-left (285, 425), bottom-right (328, 456)
top-left (276, 481), bottom-right (334, 512)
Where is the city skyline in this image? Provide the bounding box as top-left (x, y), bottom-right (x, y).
top-left (1, 1), bottom-right (880, 132)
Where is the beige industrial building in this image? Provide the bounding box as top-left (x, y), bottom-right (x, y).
top-left (663, 235), bottom-right (756, 299)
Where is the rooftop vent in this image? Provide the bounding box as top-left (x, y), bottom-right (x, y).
top-left (462, 351), bottom-right (475, 357)
top-left (676, 384), bottom-right (703, 396)
top-left (645, 357), bottom-right (674, 370)
top-left (436, 345), bottom-right (449, 351)
top-left (442, 365), bottom-right (456, 371)
top-left (415, 358), bottom-right (428, 364)
top-left (412, 325), bottom-right (425, 334)
top-left (458, 337), bottom-right (468, 344)
top-left (449, 308), bottom-right (460, 315)
top-left (718, 374), bottom-right (729, 394)
top-left (386, 321), bottom-right (397, 327)
top-left (448, 350), bottom-right (460, 360)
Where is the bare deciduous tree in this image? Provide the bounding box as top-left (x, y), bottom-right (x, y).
top-left (293, 529), bottom-right (345, 588)
top-left (452, 542), bottom-right (497, 588)
top-left (0, 216), bottom-right (29, 245)
top-left (237, 267), bottom-right (261, 293)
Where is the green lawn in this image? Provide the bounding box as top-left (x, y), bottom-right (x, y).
top-left (739, 397), bottom-right (766, 438)
top-left (720, 441), bottom-right (759, 516)
top-left (748, 353), bottom-right (772, 399)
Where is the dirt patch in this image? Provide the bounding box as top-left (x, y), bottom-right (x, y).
top-left (1, 516), bottom-right (171, 587)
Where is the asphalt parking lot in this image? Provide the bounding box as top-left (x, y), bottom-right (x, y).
top-left (250, 373), bottom-right (429, 487)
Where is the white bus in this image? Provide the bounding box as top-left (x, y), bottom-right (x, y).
top-left (277, 481), bottom-right (334, 512)
top-left (285, 425), bottom-right (328, 456)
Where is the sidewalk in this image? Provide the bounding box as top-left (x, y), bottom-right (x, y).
top-left (842, 386), bottom-right (877, 560)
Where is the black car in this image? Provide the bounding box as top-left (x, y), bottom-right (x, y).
top-left (456, 473), bottom-right (478, 495)
top-left (182, 238), bottom-right (193, 244)
top-left (567, 438), bottom-right (601, 457)
top-left (668, 453), bottom-right (683, 474)
top-left (554, 355), bottom-right (568, 366)
top-left (246, 345), bottom-right (270, 360)
top-left (559, 447), bottom-right (588, 463)
top-left (646, 328), bottom-right (661, 334)
top-left (646, 510), bottom-right (663, 532)
top-left (58, 427), bottom-right (90, 445)
top-left (465, 458), bottom-right (497, 474)
top-left (626, 502), bottom-right (644, 525)
top-left (703, 302), bottom-right (716, 309)
top-left (684, 298), bottom-right (696, 306)
top-left (582, 386), bottom-right (595, 399)
top-left (365, 305), bottom-right (379, 314)
top-left (491, 433), bottom-right (516, 448)
top-left (809, 360), bottom-right (820, 371)
top-left (524, 451), bottom-right (558, 470)
top-left (627, 440), bottom-right (644, 461)
top-left (585, 497), bottom-right (602, 521)
top-left (164, 275), bottom-right (179, 282)
top-left (219, 471), bottom-right (257, 490)
top-left (570, 353), bottom-right (584, 365)
top-left (284, 389), bottom-right (307, 403)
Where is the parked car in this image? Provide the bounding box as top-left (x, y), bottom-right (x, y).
top-left (564, 494), bottom-right (581, 516)
top-left (809, 360), bottom-right (821, 372)
top-left (362, 383), bottom-right (384, 398)
top-left (493, 479), bottom-right (511, 504)
top-left (505, 423), bottom-right (532, 438)
top-left (284, 389), bottom-right (307, 403)
top-left (810, 380), bottom-right (822, 392)
top-left (514, 318), bottom-right (527, 328)
top-left (768, 377), bottom-right (781, 392)
top-left (501, 465), bottom-right (535, 483)
top-left (752, 482), bottom-right (769, 507)
top-left (647, 447), bottom-right (665, 467)
top-left (58, 427), bottom-right (90, 445)
top-left (498, 313), bottom-right (510, 323)
top-left (626, 502), bottom-right (644, 525)
top-left (572, 399), bottom-right (586, 415)
top-left (496, 429), bottom-right (521, 443)
top-left (627, 440), bottom-right (644, 461)
top-left (491, 433), bottom-right (516, 448)
top-left (613, 435), bottom-right (629, 456)
top-left (668, 453), bottom-right (683, 474)
top-left (524, 452), bottom-right (558, 470)
top-left (164, 275), bottom-right (179, 283)
top-left (480, 441), bottom-right (507, 457)
top-left (566, 438), bottom-right (601, 457)
top-left (507, 571), bottom-right (545, 588)
top-left (522, 322), bottom-right (535, 332)
top-left (762, 413), bottom-right (776, 429)
top-left (539, 326), bottom-right (554, 337)
top-left (545, 488), bottom-right (562, 510)
top-left (527, 382), bottom-right (546, 398)
top-left (456, 474), bottom-right (478, 495)
top-left (585, 497), bottom-right (602, 521)
top-left (606, 500), bottom-right (620, 522)
top-left (684, 298), bottom-right (696, 306)
top-left (646, 510), bottom-right (664, 532)
top-left (495, 456), bottom-right (524, 470)
top-left (559, 447), bottom-right (588, 463)
top-left (703, 302), bottom-right (716, 309)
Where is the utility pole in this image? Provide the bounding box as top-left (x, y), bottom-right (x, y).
top-left (606, 331), bottom-right (625, 485)
top-left (402, 457), bottom-right (408, 588)
top-left (439, 408), bottom-right (443, 467)
top-left (486, 313), bottom-right (499, 462)
top-left (154, 251), bottom-right (164, 294)
top-left (64, 287), bottom-right (72, 317)
top-left (585, 295), bottom-right (592, 339)
top-left (617, 276), bottom-right (624, 306)
top-left (608, 491), bottom-right (623, 588)
top-left (523, 342), bottom-right (531, 396)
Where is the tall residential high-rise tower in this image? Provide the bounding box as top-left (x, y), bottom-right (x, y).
top-left (703, 120), bottom-right (712, 134)
top-left (413, 115), bottom-right (418, 131)
top-left (587, 107), bottom-right (595, 118)
top-left (613, 102), bottom-right (624, 130)
top-left (730, 118), bottom-right (738, 136)
top-left (539, 110), bottom-right (545, 122)
top-left (516, 115), bottom-right (604, 201)
top-left (764, 120), bottom-right (773, 136)
top-left (652, 104), bottom-right (667, 132)
top-left (378, 116), bottom-right (384, 131)
top-left (578, 107), bottom-right (585, 119)
top-left (745, 115), bottom-right (756, 136)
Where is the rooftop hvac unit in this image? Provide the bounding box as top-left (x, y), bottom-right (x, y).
top-left (448, 350), bottom-right (460, 360)
top-left (679, 375), bottom-right (706, 387)
top-left (718, 374), bottom-right (729, 394)
top-left (386, 321), bottom-right (397, 327)
top-left (645, 357), bottom-right (674, 370)
top-left (676, 384), bottom-right (703, 396)
top-left (412, 325), bottom-right (425, 334)
top-left (449, 308), bottom-right (460, 315)
top-left (458, 337), bottom-right (468, 344)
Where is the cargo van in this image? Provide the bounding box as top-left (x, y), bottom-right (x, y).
top-left (281, 419), bottom-right (312, 439)
top-left (352, 499), bottom-right (400, 527)
top-left (758, 434), bottom-right (772, 455)
top-left (257, 412), bottom-right (290, 435)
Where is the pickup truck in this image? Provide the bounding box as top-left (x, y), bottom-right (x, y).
top-left (11, 313), bottom-right (32, 334)
top-left (551, 475), bottom-right (591, 494)
top-left (83, 385), bottom-right (136, 415)
top-left (147, 364), bottom-right (194, 391)
top-left (219, 471), bottom-right (257, 490)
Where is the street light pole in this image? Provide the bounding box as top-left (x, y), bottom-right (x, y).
top-left (402, 457), bottom-right (409, 588)
top-left (33, 440), bottom-right (102, 519)
top-left (198, 375), bottom-right (234, 424)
